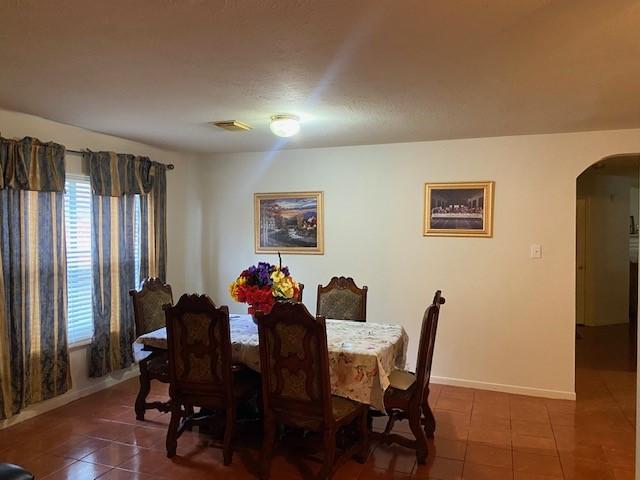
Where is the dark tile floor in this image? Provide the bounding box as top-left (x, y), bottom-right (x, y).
top-left (0, 324), bottom-right (635, 479)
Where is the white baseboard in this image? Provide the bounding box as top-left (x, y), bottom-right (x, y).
top-left (0, 366), bottom-right (139, 430)
top-left (431, 375), bottom-right (576, 401)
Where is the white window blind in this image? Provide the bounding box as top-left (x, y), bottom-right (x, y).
top-left (134, 194), bottom-right (142, 289)
top-left (64, 175), bottom-right (94, 344)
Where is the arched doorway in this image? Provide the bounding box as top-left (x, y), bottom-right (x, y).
top-left (574, 153), bottom-right (638, 472)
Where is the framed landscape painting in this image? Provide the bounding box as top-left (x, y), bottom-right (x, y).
top-left (254, 191), bottom-right (324, 254)
top-left (424, 181), bottom-right (494, 237)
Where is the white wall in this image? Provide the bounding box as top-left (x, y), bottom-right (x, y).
top-left (198, 128), bottom-right (640, 399)
top-left (0, 108), bottom-right (205, 427)
top-left (577, 173), bottom-right (631, 326)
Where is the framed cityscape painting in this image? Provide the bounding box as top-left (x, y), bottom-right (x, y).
top-left (424, 181), bottom-right (494, 237)
top-left (254, 191), bottom-right (324, 254)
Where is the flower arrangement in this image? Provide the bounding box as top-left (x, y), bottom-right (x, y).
top-left (229, 258), bottom-right (300, 315)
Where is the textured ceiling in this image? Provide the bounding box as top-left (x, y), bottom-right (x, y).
top-left (1, 0), bottom-right (639, 154)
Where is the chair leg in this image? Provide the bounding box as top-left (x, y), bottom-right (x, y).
top-left (381, 412), bottom-right (397, 445)
top-left (423, 403), bottom-right (436, 439)
top-left (135, 361), bottom-right (151, 421)
top-left (422, 387), bottom-right (436, 438)
top-left (354, 409), bottom-right (369, 464)
top-left (321, 427), bottom-right (336, 480)
top-left (409, 408), bottom-right (428, 465)
top-left (166, 400), bottom-right (181, 458)
top-left (184, 405), bottom-right (195, 431)
top-left (261, 418), bottom-right (276, 480)
top-left (223, 406), bottom-right (235, 466)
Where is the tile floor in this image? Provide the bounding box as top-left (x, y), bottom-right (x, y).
top-left (0, 324), bottom-right (635, 479)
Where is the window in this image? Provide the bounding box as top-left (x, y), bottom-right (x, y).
top-left (64, 175), bottom-right (142, 345)
top-left (134, 195), bottom-right (141, 289)
top-left (64, 175), bottom-right (93, 344)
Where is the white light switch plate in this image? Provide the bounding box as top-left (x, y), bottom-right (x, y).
top-left (530, 244), bottom-right (542, 259)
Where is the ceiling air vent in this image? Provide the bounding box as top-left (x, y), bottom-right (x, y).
top-left (211, 120), bottom-right (252, 132)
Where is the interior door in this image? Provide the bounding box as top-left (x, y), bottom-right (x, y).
top-left (576, 198), bottom-right (587, 325)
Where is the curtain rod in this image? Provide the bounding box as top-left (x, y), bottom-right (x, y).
top-left (66, 149), bottom-right (175, 170)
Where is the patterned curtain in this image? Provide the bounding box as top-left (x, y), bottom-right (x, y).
top-left (0, 136), bottom-right (65, 191)
top-left (0, 137), bottom-right (69, 420)
top-left (140, 163), bottom-right (167, 281)
top-left (87, 152), bottom-right (167, 377)
top-left (89, 152), bottom-right (152, 197)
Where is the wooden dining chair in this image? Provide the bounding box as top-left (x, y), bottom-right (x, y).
top-left (164, 294), bottom-right (259, 464)
top-left (316, 276), bottom-right (368, 322)
top-left (255, 301), bottom-right (369, 480)
top-left (129, 277), bottom-right (173, 420)
top-left (373, 290), bottom-right (445, 464)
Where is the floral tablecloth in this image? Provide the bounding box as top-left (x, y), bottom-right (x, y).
top-left (135, 314), bottom-right (408, 411)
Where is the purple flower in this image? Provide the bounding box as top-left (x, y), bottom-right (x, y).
top-left (241, 261), bottom-right (293, 289)
top-left (247, 262), bottom-right (272, 287)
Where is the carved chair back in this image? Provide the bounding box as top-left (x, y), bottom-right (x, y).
top-left (256, 301), bottom-right (333, 426)
top-left (414, 290), bottom-right (445, 404)
top-left (165, 294), bottom-right (234, 407)
top-left (130, 277), bottom-right (173, 337)
top-left (316, 276), bottom-right (368, 321)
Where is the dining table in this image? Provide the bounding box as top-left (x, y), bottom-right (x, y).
top-left (134, 314), bottom-right (408, 411)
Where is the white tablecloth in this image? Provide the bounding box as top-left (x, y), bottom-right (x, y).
top-left (135, 314), bottom-right (408, 411)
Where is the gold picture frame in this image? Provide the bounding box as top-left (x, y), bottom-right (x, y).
top-left (424, 181), bottom-right (494, 237)
top-left (254, 191), bottom-right (324, 254)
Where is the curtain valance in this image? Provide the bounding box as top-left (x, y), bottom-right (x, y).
top-left (87, 151), bottom-right (164, 197)
top-left (0, 136), bottom-right (66, 192)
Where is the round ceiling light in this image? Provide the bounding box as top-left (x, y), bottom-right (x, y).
top-left (270, 114), bottom-right (300, 137)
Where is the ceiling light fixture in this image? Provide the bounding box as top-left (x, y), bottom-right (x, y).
top-left (270, 114), bottom-right (300, 137)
